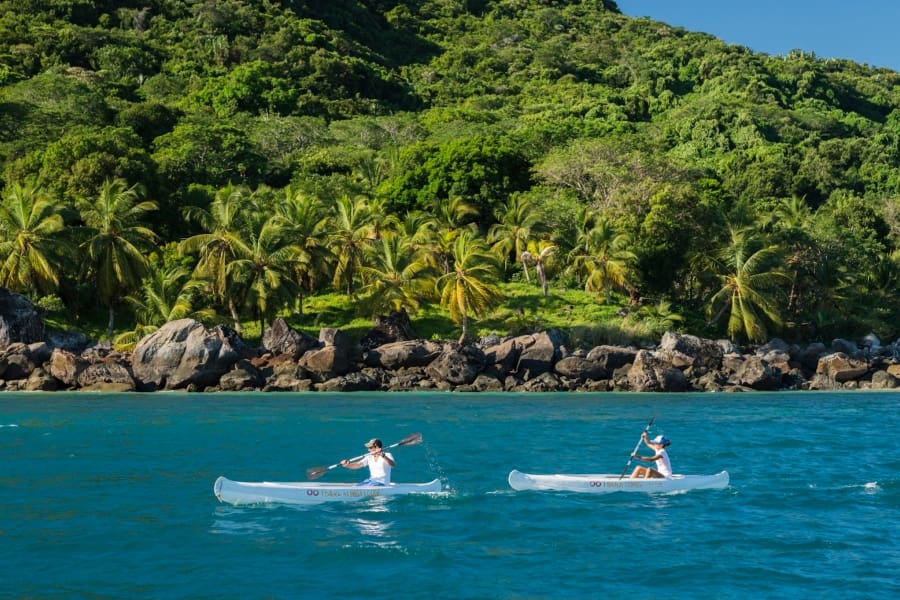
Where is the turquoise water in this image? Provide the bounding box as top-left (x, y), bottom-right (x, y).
top-left (2, 391), bottom-right (898, 599)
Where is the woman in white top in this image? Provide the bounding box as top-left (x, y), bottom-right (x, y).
top-left (630, 433), bottom-right (672, 479)
top-left (341, 438), bottom-right (396, 485)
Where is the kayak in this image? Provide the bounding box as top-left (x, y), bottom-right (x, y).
top-left (213, 476), bottom-right (442, 505)
top-left (508, 469), bottom-right (729, 494)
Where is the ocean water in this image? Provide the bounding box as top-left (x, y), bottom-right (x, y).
top-left (1, 390), bottom-right (898, 599)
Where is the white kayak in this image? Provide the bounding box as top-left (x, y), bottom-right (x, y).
top-left (214, 476), bottom-right (442, 505)
top-left (508, 469), bottom-right (729, 494)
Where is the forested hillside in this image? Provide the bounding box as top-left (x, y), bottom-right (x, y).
top-left (0, 0), bottom-right (898, 346)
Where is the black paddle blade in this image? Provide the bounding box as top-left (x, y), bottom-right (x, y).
top-left (306, 466), bottom-right (330, 480)
top-left (397, 432), bottom-right (423, 446)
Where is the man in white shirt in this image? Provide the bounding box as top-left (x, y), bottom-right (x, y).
top-left (341, 438), bottom-right (396, 485)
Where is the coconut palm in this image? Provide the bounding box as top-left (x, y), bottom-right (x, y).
top-left (436, 230), bottom-right (501, 343)
top-left (179, 184), bottom-right (252, 331)
top-left (521, 240), bottom-right (556, 297)
top-left (229, 211), bottom-right (299, 332)
top-left (77, 179), bottom-right (158, 337)
top-left (359, 232), bottom-right (435, 315)
top-left (568, 208), bottom-right (635, 300)
top-left (277, 187), bottom-right (332, 315)
top-left (0, 179), bottom-right (69, 295)
top-left (488, 194), bottom-right (541, 281)
top-left (328, 195), bottom-right (375, 296)
top-left (706, 226), bottom-right (789, 343)
top-left (114, 258), bottom-right (217, 350)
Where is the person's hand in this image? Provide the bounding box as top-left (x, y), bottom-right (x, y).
top-left (341, 459), bottom-right (348, 466)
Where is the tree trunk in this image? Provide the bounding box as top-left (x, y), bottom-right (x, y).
top-left (228, 298), bottom-right (242, 333)
top-left (106, 304), bottom-right (115, 339)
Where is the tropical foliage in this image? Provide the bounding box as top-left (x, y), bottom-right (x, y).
top-left (0, 0), bottom-right (897, 346)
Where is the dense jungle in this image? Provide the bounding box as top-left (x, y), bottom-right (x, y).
top-left (0, 0), bottom-right (898, 347)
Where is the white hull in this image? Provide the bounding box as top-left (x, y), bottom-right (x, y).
top-left (214, 476), bottom-right (442, 505)
top-left (508, 469), bottom-right (729, 494)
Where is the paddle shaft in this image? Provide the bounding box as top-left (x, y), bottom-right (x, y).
top-left (619, 417), bottom-right (655, 479)
top-left (306, 433), bottom-right (422, 479)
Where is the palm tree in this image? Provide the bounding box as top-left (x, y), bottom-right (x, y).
top-left (706, 226), bottom-right (789, 342)
top-left (436, 230), bottom-right (501, 343)
top-left (114, 257), bottom-right (217, 350)
top-left (427, 196), bottom-right (479, 275)
top-left (179, 184), bottom-right (251, 332)
top-left (277, 187), bottom-right (332, 315)
top-left (568, 208), bottom-right (635, 300)
top-left (328, 195), bottom-right (375, 296)
top-left (77, 179), bottom-right (158, 337)
top-left (0, 179), bottom-right (69, 295)
top-left (521, 240), bottom-right (556, 297)
top-left (359, 232), bottom-right (435, 315)
top-left (229, 211), bottom-right (299, 332)
top-left (488, 194), bottom-right (541, 281)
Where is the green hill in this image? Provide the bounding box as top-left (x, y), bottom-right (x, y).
top-left (0, 0), bottom-right (897, 346)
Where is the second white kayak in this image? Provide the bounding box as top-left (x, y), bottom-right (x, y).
top-left (508, 469), bottom-right (729, 493)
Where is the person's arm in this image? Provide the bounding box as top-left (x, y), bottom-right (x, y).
top-left (631, 451), bottom-right (661, 462)
top-left (381, 451), bottom-right (396, 467)
top-left (341, 457), bottom-right (365, 470)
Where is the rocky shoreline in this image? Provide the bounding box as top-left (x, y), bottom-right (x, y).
top-left (1, 289), bottom-right (898, 393)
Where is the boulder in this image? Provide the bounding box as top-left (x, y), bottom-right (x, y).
top-left (0, 288), bottom-right (44, 348)
top-left (47, 349), bottom-right (87, 387)
top-left (515, 330), bottom-right (564, 379)
top-left (316, 371), bottom-right (381, 392)
top-left (0, 344), bottom-right (36, 380)
top-left (627, 350), bottom-right (689, 392)
top-left (132, 319), bottom-right (253, 390)
top-left (816, 353), bottom-right (869, 382)
top-left (77, 361), bottom-right (136, 391)
top-left (218, 359), bottom-right (264, 391)
top-left (553, 356), bottom-right (609, 381)
top-left (734, 356), bottom-right (782, 390)
top-left (871, 370), bottom-right (897, 389)
top-left (260, 318), bottom-right (320, 360)
top-left (425, 345), bottom-right (485, 386)
top-left (364, 340), bottom-right (442, 370)
top-left (359, 309), bottom-right (417, 350)
top-left (483, 337), bottom-right (522, 376)
top-left (585, 345), bottom-right (639, 370)
top-left (659, 332), bottom-right (724, 370)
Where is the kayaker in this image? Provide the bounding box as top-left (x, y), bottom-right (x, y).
top-left (341, 438), bottom-right (396, 486)
top-left (630, 433), bottom-right (672, 479)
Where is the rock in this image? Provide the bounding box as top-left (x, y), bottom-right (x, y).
top-left (0, 344), bottom-right (36, 380)
top-left (816, 353), bottom-right (869, 382)
top-left (316, 371), bottom-right (381, 392)
top-left (132, 319), bottom-right (253, 390)
top-left (25, 367), bottom-right (58, 391)
top-left (871, 370), bottom-right (897, 389)
top-left (218, 360), bottom-right (264, 391)
top-left (77, 361), bottom-right (136, 391)
top-left (364, 340), bottom-right (442, 370)
top-left (553, 356), bottom-right (609, 381)
top-left (260, 318), bottom-right (320, 359)
top-left (515, 330), bottom-right (564, 379)
top-left (659, 331), bottom-right (724, 370)
top-left (426, 345), bottom-right (485, 386)
top-left (300, 345), bottom-right (353, 382)
top-left (585, 345), bottom-right (639, 370)
top-left (47, 349), bottom-right (87, 387)
top-left (483, 337), bottom-right (522, 376)
top-left (798, 342), bottom-right (827, 371)
top-left (359, 309), bottom-right (417, 350)
top-left (627, 350), bottom-right (689, 392)
top-left (830, 338), bottom-right (859, 357)
top-left (0, 288), bottom-right (44, 348)
top-left (734, 356), bottom-right (782, 390)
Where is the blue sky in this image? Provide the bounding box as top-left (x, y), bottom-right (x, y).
top-left (615, 0), bottom-right (900, 71)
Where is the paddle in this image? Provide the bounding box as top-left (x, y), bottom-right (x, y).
top-left (305, 432), bottom-right (423, 480)
top-left (619, 417), bottom-right (655, 479)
